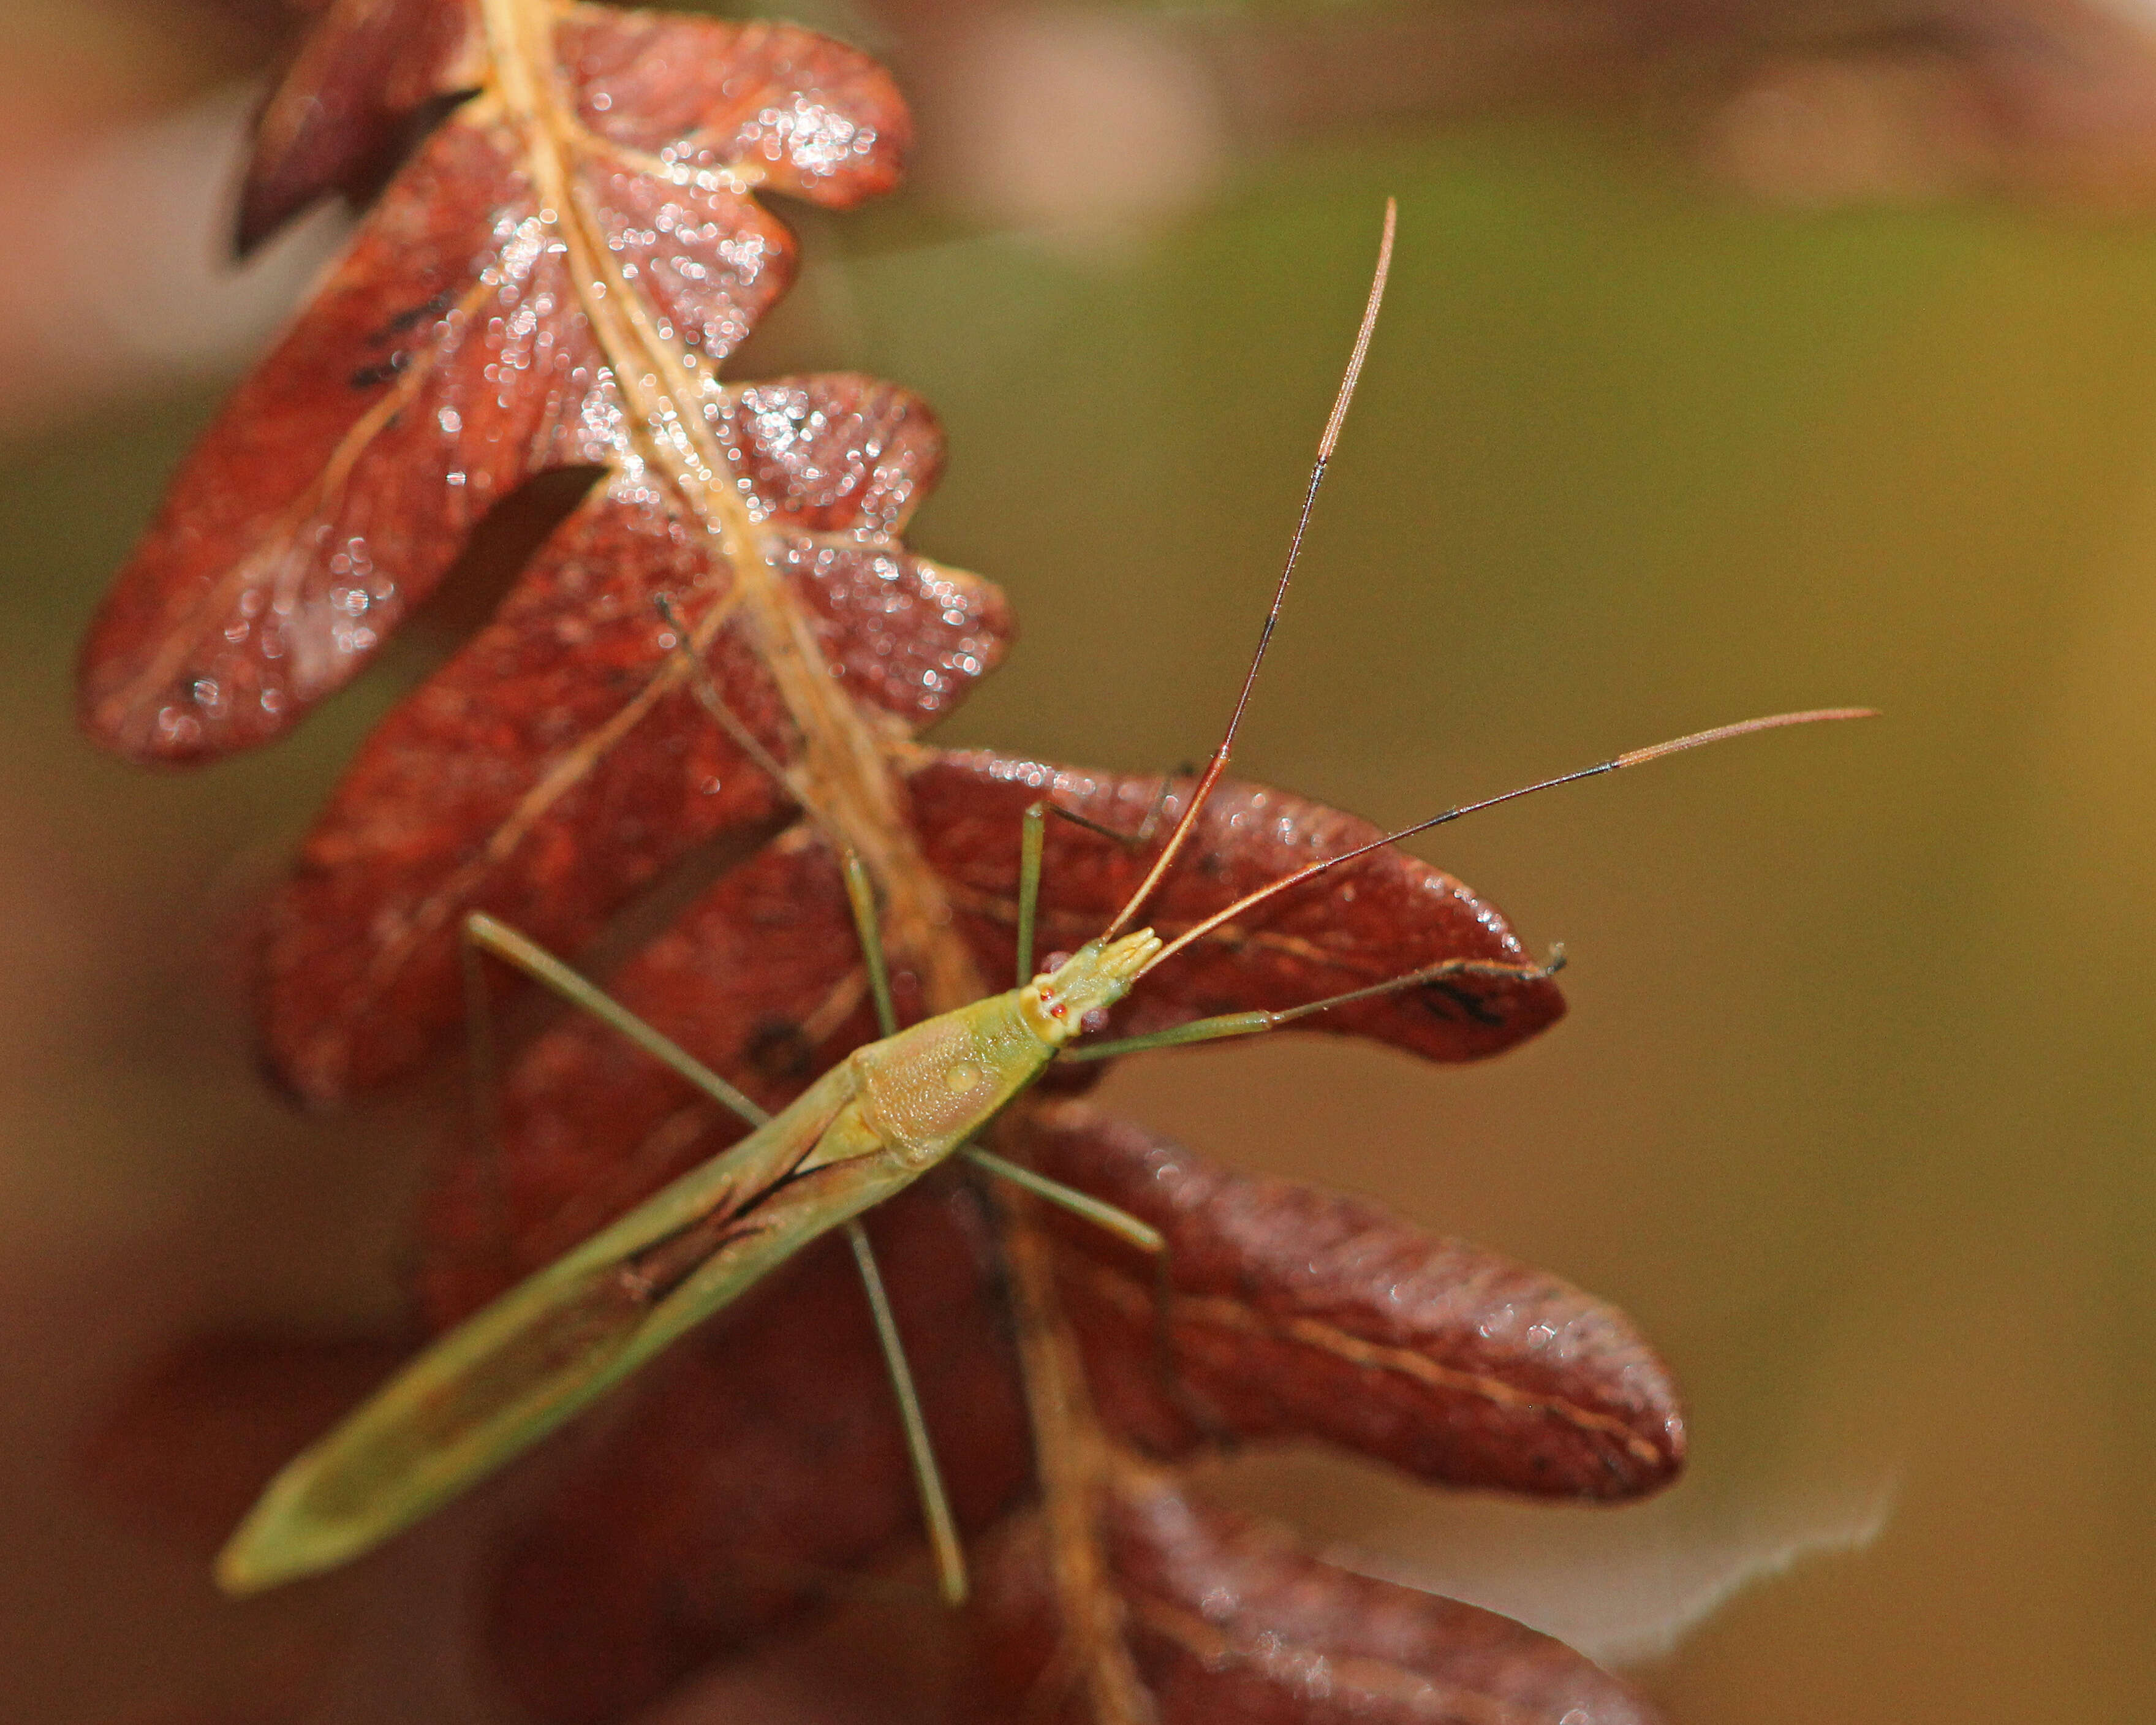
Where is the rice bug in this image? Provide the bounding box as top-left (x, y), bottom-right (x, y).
top-left (214, 202), bottom-right (1869, 1601)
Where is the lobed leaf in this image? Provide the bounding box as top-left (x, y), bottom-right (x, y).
top-left (78, 11), bottom-right (910, 764)
top-left (420, 750), bottom-right (1564, 1319)
top-left (72, 10), bottom-right (1703, 1723)
top-left (970, 1462), bottom-right (1666, 1725)
top-left (426, 1097), bottom-right (1676, 1721)
top-left (88, 1100), bottom-right (1679, 1724)
top-left (914, 748), bottom-right (1567, 1066)
top-left (257, 375), bottom-right (1000, 1104)
top-left (1027, 1104), bottom-right (1685, 1499)
top-left (238, 0), bottom-right (486, 254)
top-left (477, 1178), bottom-right (1029, 1725)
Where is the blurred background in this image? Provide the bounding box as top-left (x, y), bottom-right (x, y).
top-left (5, 0), bottom-right (2155, 1719)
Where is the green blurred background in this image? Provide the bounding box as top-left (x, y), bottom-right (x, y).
top-left (4, 1), bottom-right (2153, 1719)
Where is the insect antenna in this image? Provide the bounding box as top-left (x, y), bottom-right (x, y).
top-left (1099, 197), bottom-right (1398, 940)
top-left (1133, 705), bottom-right (1875, 980)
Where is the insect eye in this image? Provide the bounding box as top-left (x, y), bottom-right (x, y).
top-left (1079, 1007), bottom-right (1110, 1035)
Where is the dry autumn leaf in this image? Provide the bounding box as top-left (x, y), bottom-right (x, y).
top-left (970, 1462), bottom-right (1665, 1725)
top-left (1026, 1105), bottom-right (1681, 1501)
top-left (75, 6), bottom-right (1695, 1723)
top-left (464, 1110), bottom-right (1678, 1722)
top-left (418, 755), bottom-right (1564, 1322)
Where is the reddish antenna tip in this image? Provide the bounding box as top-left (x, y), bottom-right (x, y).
top-left (1612, 707), bottom-right (1877, 771)
top-left (1099, 198), bottom-right (1400, 941)
top-left (1133, 701), bottom-right (1877, 979)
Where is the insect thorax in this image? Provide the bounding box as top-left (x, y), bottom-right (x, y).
top-left (853, 991), bottom-right (1053, 1166)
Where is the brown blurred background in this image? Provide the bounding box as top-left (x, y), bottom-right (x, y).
top-left (4, 0), bottom-right (2154, 1720)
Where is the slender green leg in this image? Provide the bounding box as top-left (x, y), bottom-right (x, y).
top-left (1037, 798), bottom-right (1148, 851)
top-left (841, 850), bottom-right (898, 1037)
top-left (1012, 773), bottom-right (1189, 985)
top-left (460, 911), bottom-right (774, 1269)
top-left (1061, 948), bottom-right (1568, 1063)
top-left (961, 1147), bottom-right (1161, 1256)
top-left (833, 851), bottom-right (967, 1607)
top-left (463, 912), bottom-right (770, 1128)
top-left (656, 606), bottom-right (950, 1573)
top-left (1016, 803), bottom-right (1047, 985)
top-left (1042, 767), bottom-right (1188, 852)
top-left (1119, 762), bottom-right (1189, 849)
top-left (1000, 806), bottom-right (1174, 1324)
top-left (961, 1146), bottom-right (1188, 1433)
top-left (844, 1221), bottom-right (967, 1606)
top-left (994, 816), bottom-right (1201, 1432)
top-left (467, 898), bottom-right (969, 1605)
top-left (1018, 784), bottom-right (1197, 978)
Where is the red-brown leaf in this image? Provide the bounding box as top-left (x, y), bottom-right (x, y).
top-left (406, 746), bottom-right (1583, 1718)
top-left (418, 822), bottom-right (877, 1324)
top-left (92, 1099), bottom-right (1682, 1723)
top-left (972, 1464), bottom-right (1666, 1725)
top-left (477, 1177), bottom-right (1029, 1725)
top-left (916, 749), bottom-right (1566, 1066)
top-left (78, 13), bottom-right (909, 764)
top-left (419, 749), bottom-right (1562, 1319)
top-left (238, 0), bottom-right (485, 254)
top-left (256, 377), bottom-right (1000, 1105)
top-left (73, 15), bottom-right (1709, 1724)
top-left (561, 9), bottom-right (909, 207)
top-left (1027, 1104), bottom-right (1685, 1499)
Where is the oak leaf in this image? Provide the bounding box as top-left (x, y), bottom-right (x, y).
top-left (970, 1463), bottom-right (1665, 1725)
top-left (79, 7), bottom-right (915, 765)
top-left (74, 7), bottom-right (1679, 1725)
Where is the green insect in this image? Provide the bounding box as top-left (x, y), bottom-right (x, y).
top-left (215, 203), bottom-right (1867, 1603)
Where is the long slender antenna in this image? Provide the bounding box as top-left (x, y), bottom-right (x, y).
top-left (1100, 197), bottom-right (1398, 939)
top-left (1135, 706), bottom-right (1875, 977)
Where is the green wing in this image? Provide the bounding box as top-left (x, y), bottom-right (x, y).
top-left (217, 1065), bottom-right (911, 1593)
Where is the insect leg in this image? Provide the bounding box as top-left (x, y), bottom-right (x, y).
top-left (462, 912), bottom-right (768, 1129)
top-left (833, 847), bottom-right (968, 1607)
top-left (1005, 802), bottom-right (1211, 1425)
top-left (1016, 803), bottom-right (1047, 985)
top-left (1119, 764), bottom-right (1189, 850)
top-left (1015, 772), bottom-right (1192, 985)
top-left (657, 611), bottom-right (961, 1590)
top-left (652, 593), bottom-right (804, 800)
top-left (845, 1222), bottom-right (967, 1605)
top-left (841, 849), bottom-right (899, 1036)
top-left (963, 1146), bottom-right (1227, 1450)
top-left (1037, 768), bottom-right (1187, 851)
top-left (961, 1147), bottom-right (1159, 1254)
top-left (1062, 950), bottom-right (1567, 1063)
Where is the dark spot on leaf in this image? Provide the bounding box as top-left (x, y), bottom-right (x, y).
top-left (381, 286), bottom-right (456, 338)
top-left (1418, 979), bottom-right (1508, 1026)
top-left (349, 349), bottom-right (410, 389)
top-left (744, 1017), bottom-right (816, 1083)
